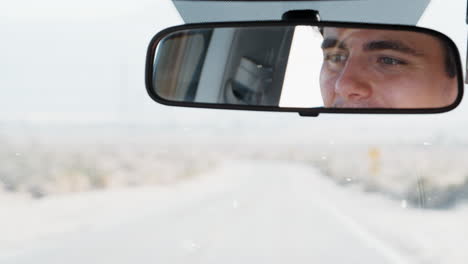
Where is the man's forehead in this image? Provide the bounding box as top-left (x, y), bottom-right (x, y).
top-left (322, 28), bottom-right (391, 42)
top-left (320, 27), bottom-right (436, 53)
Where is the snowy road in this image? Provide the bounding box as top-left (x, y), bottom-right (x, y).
top-left (1, 160), bottom-right (415, 263)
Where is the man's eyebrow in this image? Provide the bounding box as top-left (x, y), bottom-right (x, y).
top-left (321, 38), bottom-right (347, 50)
top-left (363, 40), bottom-right (424, 56)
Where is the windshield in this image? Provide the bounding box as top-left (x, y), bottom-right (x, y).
top-left (1, 0), bottom-right (467, 263)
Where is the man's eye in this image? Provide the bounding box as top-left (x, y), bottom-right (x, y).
top-left (325, 54), bottom-right (347, 63)
top-left (377, 57), bottom-right (407, 66)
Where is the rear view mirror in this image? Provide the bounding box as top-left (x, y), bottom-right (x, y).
top-left (145, 21), bottom-right (463, 115)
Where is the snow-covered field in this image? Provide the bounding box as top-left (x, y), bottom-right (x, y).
top-left (1, 124), bottom-right (467, 209)
top-left (0, 159), bottom-right (467, 264)
top-left (0, 124), bottom-right (467, 263)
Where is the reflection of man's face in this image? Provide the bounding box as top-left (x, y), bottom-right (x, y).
top-left (319, 28), bottom-right (457, 108)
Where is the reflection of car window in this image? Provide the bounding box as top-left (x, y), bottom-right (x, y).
top-left (154, 30), bottom-right (212, 101)
top-left (0, 1), bottom-right (467, 264)
top-left (280, 26), bottom-right (324, 108)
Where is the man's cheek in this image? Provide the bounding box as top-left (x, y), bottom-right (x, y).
top-left (320, 78), bottom-right (336, 106)
top-left (381, 77), bottom-right (425, 107)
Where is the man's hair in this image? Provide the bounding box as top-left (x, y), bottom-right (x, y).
top-left (442, 42), bottom-right (457, 78)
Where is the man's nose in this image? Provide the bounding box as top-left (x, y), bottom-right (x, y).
top-left (334, 57), bottom-right (372, 102)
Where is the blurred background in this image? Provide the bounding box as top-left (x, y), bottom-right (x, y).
top-left (1, 0), bottom-right (468, 263)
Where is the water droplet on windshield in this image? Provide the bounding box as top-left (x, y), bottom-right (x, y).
top-left (182, 240), bottom-right (200, 253)
top-left (346, 178), bottom-right (352, 182)
top-left (401, 200), bottom-right (408, 209)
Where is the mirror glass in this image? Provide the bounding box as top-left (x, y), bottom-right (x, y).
top-left (150, 25), bottom-right (461, 110)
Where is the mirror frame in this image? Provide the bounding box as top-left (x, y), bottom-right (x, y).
top-left (145, 20), bottom-right (464, 116)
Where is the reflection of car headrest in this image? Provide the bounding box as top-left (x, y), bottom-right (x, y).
top-left (223, 57), bottom-right (273, 105)
top-left (224, 81), bottom-right (255, 104)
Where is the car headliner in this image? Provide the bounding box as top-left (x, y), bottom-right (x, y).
top-left (172, 0), bottom-right (430, 25)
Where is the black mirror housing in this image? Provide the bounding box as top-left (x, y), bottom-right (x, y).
top-left (145, 20), bottom-right (464, 116)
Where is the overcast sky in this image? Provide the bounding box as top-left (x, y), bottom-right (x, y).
top-left (0, 0), bottom-right (467, 142)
